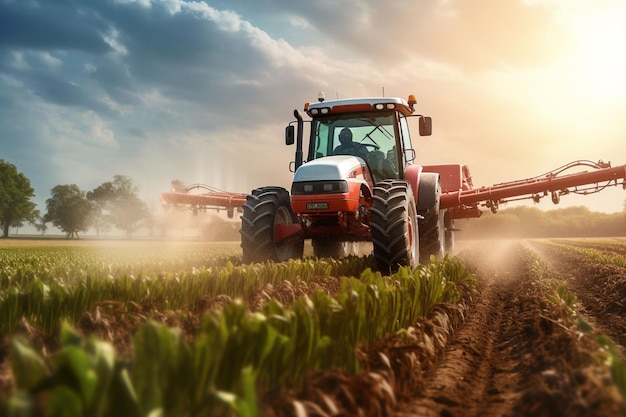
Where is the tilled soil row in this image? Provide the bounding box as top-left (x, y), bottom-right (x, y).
top-left (529, 240), bottom-right (626, 350)
top-left (394, 240), bottom-right (625, 417)
top-left (539, 239), bottom-right (626, 258)
top-left (395, 262), bottom-right (521, 416)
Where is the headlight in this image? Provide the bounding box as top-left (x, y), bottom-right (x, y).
top-left (291, 180), bottom-right (349, 195)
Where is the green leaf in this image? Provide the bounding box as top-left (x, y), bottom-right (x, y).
top-left (52, 346), bottom-right (95, 406)
top-left (9, 336), bottom-right (48, 391)
top-left (108, 367), bottom-right (141, 417)
top-left (6, 392), bottom-right (35, 417)
top-left (60, 321), bottom-right (83, 347)
top-left (146, 408), bottom-right (163, 417)
top-left (85, 339), bottom-right (116, 417)
top-left (45, 385), bottom-right (83, 417)
top-left (131, 321), bottom-right (165, 414)
top-left (236, 367), bottom-right (260, 417)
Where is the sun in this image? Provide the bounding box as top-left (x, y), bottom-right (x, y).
top-left (560, 4), bottom-right (626, 102)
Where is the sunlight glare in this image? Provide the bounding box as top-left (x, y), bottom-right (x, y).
top-left (561, 5), bottom-right (626, 101)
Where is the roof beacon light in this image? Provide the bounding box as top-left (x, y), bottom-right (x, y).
top-left (408, 94), bottom-right (417, 111)
top-left (318, 91), bottom-right (325, 102)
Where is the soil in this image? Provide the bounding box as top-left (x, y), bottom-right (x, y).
top-left (391, 239), bottom-right (626, 417)
top-left (529, 240), bottom-right (626, 351)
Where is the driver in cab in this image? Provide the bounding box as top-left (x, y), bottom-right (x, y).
top-left (333, 127), bottom-right (368, 158)
top-left (333, 127), bottom-right (396, 182)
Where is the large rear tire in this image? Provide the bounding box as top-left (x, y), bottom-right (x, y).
top-left (370, 180), bottom-right (419, 272)
top-left (240, 187), bottom-right (304, 263)
top-left (417, 173), bottom-right (444, 264)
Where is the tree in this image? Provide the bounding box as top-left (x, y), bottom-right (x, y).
top-left (88, 175), bottom-right (149, 237)
top-left (0, 160), bottom-right (37, 238)
top-left (44, 184), bottom-right (93, 238)
top-left (110, 175), bottom-right (149, 237)
top-left (202, 214), bottom-right (240, 241)
top-left (32, 211), bottom-right (48, 236)
top-left (111, 193), bottom-right (149, 237)
top-left (86, 181), bottom-right (115, 236)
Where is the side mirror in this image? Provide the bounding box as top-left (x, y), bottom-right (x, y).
top-left (285, 125), bottom-right (295, 145)
top-left (419, 116), bottom-right (432, 136)
top-left (404, 148), bottom-right (416, 163)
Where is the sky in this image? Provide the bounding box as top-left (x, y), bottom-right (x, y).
top-left (1, 0), bottom-right (626, 229)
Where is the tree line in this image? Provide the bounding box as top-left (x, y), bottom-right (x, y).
top-left (458, 204), bottom-right (626, 239)
top-left (0, 160), bottom-right (148, 238)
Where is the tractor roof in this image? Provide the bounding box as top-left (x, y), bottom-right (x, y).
top-left (305, 96), bottom-right (415, 117)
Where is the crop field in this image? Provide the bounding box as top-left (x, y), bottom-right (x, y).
top-left (1, 238), bottom-right (626, 416)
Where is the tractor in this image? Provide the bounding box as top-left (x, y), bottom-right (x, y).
top-left (161, 93), bottom-right (626, 272)
top-left (240, 93), bottom-right (441, 271)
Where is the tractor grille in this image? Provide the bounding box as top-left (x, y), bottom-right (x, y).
top-left (291, 180), bottom-right (348, 195)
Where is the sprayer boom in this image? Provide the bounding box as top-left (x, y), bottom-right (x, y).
top-left (441, 160), bottom-right (626, 218)
top-left (160, 184), bottom-right (247, 218)
top-left (161, 161), bottom-right (626, 220)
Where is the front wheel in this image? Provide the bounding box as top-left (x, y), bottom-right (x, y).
top-left (240, 187), bottom-right (304, 263)
top-left (370, 180), bottom-right (418, 273)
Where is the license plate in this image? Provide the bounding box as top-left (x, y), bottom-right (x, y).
top-left (306, 202), bottom-right (329, 210)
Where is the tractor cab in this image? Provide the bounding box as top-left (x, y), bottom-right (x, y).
top-left (286, 95), bottom-right (432, 183)
top-left (308, 111), bottom-right (400, 183)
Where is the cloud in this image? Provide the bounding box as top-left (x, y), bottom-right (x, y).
top-left (0, 0), bottom-right (624, 226)
top-left (236, 0), bottom-right (573, 72)
top-left (0, 0), bottom-right (111, 53)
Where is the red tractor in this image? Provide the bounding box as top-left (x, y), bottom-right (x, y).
top-left (161, 93), bottom-right (626, 272)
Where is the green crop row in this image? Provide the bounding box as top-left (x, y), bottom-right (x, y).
top-left (0, 245), bottom-right (371, 334)
top-left (0, 243), bottom-right (242, 288)
top-left (550, 238), bottom-right (626, 253)
top-left (1, 256), bottom-right (474, 417)
top-left (546, 240), bottom-right (626, 268)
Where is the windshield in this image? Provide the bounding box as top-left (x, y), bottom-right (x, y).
top-left (309, 111), bottom-right (400, 180)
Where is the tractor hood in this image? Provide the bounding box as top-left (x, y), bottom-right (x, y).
top-left (290, 155), bottom-right (371, 215)
top-left (293, 155), bottom-right (367, 182)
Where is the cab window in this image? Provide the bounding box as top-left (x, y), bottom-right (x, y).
top-left (309, 111), bottom-right (401, 181)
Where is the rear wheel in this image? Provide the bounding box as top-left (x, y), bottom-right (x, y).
top-left (240, 187), bottom-right (304, 263)
top-left (417, 173), bottom-right (444, 264)
top-left (370, 180), bottom-right (418, 272)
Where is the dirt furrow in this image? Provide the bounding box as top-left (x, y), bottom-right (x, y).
top-left (395, 241), bottom-right (526, 416)
top-left (394, 240), bottom-right (626, 417)
top-left (518, 240), bottom-right (626, 415)
top-left (395, 272), bottom-right (522, 416)
top-left (528, 240), bottom-right (626, 353)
